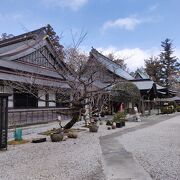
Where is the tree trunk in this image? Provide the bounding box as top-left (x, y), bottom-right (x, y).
top-left (64, 109), bottom-right (80, 129)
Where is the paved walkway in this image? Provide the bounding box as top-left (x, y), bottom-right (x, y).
top-left (100, 113), bottom-right (180, 180)
top-left (101, 138), bottom-right (152, 180)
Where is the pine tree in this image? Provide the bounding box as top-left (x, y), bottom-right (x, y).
top-left (145, 56), bottom-right (162, 83)
top-left (159, 38), bottom-right (180, 89)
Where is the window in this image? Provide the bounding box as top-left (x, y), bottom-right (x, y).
top-left (56, 93), bottom-right (70, 108)
top-left (13, 89), bottom-right (38, 109)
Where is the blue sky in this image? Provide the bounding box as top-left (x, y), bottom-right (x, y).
top-left (0, 0), bottom-right (180, 71)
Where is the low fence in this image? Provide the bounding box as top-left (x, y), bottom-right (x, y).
top-left (8, 108), bottom-right (71, 127)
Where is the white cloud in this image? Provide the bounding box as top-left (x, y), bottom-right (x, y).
top-left (174, 48), bottom-right (180, 63)
top-left (102, 17), bottom-right (141, 31)
top-left (102, 15), bottom-right (158, 31)
top-left (42, 0), bottom-right (88, 10)
top-left (97, 46), bottom-right (160, 71)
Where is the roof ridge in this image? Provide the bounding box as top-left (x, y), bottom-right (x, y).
top-left (91, 47), bottom-right (133, 76)
top-left (136, 68), bottom-right (149, 79)
top-left (0, 25), bottom-right (48, 47)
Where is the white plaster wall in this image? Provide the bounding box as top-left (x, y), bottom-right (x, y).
top-left (38, 90), bottom-right (46, 107)
top-left (129, 102), bottom-right (132, 109)
top-left (1, 86), bottom-right (14, 108)
top-left (0, 85), bottom-right (12, 93)
top-left (8, 94), bottom-right (14, 108)
top-left (49, 91), bottom-right (56, 107)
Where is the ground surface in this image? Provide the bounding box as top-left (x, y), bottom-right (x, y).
top-left (119, 114), bottom-right (180, 180)
top-left (101, 112), bottom-right (180, 180)
top-left (1, 113), bottom-right (180, 180)
top-left (1, 119), bottom-right (139, 180)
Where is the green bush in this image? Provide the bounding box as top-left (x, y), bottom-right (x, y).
top-left (113, 111), bottom-right (126, 123)
top-left (161, 106), bottom-right (175, 114)
top-left (176, 106), bottom-right (180, 112)
top-left (169, 101), bottom-right (177, 109)
top-left (106, 120), bottom-right (113, 126)
top-left (125, 108), bottom-right (135, 114)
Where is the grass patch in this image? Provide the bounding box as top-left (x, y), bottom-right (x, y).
top-left (39, 129), bottom-right (55, 136)
top-left (8, 139), bottom-right (29, 145)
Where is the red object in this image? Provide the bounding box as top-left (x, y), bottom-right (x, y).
top-left (119, 103), bottom-right (124, 112)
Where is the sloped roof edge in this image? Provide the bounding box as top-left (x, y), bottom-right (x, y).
top-left (0, 26), bottom-right (47, 47)
top-left (90, 48), bottom-right (134, 80)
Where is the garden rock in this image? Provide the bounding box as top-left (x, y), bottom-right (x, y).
top-left (89, 124), bottom-right (99, 132)
top-left (63, 135), bottom-right (68, 141)
top-left (50, 133), bottom-right (63, 142)
top-left (32, 138), bottom-right (46, 143)
top-left (67, 132), bottom-right (78, 139)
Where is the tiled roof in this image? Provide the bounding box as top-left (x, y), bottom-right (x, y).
top-left (0, 25), bottom-right (70, 74)
top-left (135, 69), bottom-right (149, 79)
top-left (0, 26), bottom-right (46, 47)
top-left (90, 48), bottom-right (134, 80)
top-left (0, 39), bottom-right (45, 61)
top-left (0, 59), bottom-right (62, 79)
top-left (0, 71), bottom-right (68, 88)
top-left (131, 79), bottom-right (165, 90)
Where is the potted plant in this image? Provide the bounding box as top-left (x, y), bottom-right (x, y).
top-left (115, 120), bottom-right (122, 128)
top-left (113, 111), bottom-right (126, 128)
top-left (89, 122), bottom-right (99, 132)
top-left (121, 118), bottom-right (125, 127)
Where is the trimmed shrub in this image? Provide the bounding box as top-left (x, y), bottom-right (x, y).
top-left (176, 106), bottom-right (180, 112)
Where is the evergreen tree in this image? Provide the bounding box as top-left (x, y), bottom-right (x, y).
top-left (107, 53), bottom-right (127, 70)
top-left (45, 24), bottom-right (64, 59)
top-left (145, 56), bottom-right (162, 83)
top-left (159, 38), bottom-right (180, 89)
top-left (145, 39), bottom-right (180, 90)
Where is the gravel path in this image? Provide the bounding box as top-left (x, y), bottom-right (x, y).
top-left (2, 113), bottom-right (179, 180)
top-left (118, 114), bottom-right (180, 180)
top-left (0, 120), bottom-right (139, 180)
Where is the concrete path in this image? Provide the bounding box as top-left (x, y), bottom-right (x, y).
top-left (100, 113), bottom-right (180, 180)
top-left (101, 138), bottom-right (152, 180)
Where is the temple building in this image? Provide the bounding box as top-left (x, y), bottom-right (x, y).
top-left (88, 48), bottom-right (176, 114)
top-left (0, 26), bottom-right (177, 126)
top-left (0, 25), bottom-right (70, 126)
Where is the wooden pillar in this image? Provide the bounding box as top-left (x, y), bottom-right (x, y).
top-left (0, 93), bottom-right (11, 150)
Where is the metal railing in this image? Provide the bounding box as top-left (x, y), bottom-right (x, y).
top-left (8, 107), bottom-right (71, 127)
